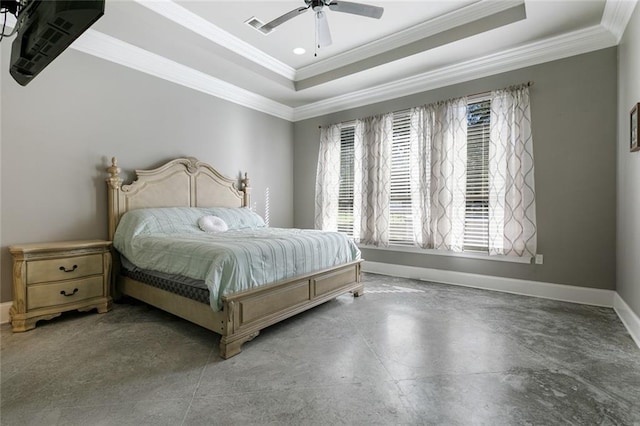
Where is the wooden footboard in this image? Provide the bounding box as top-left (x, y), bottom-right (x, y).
top-left (118, 260), bottom-right (362, 359)
top-left (219, 260), bottom-right (362, 358)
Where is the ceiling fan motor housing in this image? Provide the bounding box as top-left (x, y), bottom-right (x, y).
top-left (306, 0), bottom-right (330, 11)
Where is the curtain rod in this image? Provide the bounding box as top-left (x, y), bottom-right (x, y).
top-left (318, 81), bottom-right (534, 128)
top-left (468, 80), bottom-right (534, 99)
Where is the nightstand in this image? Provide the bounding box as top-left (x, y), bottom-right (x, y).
top-left (9, 240), bottom-right (112, 332)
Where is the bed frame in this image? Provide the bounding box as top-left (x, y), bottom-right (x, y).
top-left (106, 157), bottom-right (363, 358)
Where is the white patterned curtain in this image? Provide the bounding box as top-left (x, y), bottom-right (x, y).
top-left (430, 98), bottom-right (468, 251)
top-left (314, 123), bottom-right (342, 231)
top-left (409, 98), bottom-right (468, 251)
top-left (356, 114), bottom-right (393, 246)
top-left (488, 85), bottom-right (537, 257)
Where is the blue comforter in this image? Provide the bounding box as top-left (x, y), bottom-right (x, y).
top-left (113, 207), bottom-right (360, 311)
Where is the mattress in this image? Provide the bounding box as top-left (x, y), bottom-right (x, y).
top-left (120, 256), bottom-right (209, 304)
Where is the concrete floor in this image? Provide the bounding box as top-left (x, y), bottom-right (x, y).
top-left (1, 273), bottom-right (639, 425)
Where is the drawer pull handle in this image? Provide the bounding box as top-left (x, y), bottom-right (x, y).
top-left (60, 288), bottom-right (79, 297)
top-left (59, 265), bottom-right (78, 273)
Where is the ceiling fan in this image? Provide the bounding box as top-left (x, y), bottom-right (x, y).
top-left (260, 0), bottom-right (384, 48)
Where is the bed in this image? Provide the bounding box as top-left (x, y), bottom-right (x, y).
top-left (106, 156), bottom-right (363, 358)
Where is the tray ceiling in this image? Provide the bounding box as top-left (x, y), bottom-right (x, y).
top-left (6, 1), bottom-right (638, 120)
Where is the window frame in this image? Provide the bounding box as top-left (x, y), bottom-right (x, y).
top-left (334, 96), bottom-right (494, 254)
top-left (464, 94), bottom-right (491, 252)
top-left (388, 110), bottom-right (414, 246)
top-left (337, 124), bottom-right (356, 236)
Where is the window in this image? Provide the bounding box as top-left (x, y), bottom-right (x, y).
top-left (320, 85), bottom-right (535, 257)
top-left (337, 125), bottom-right (355, 235)
top-left (336, 99), bottom-right (491, 252)
top-left (464, 97), bottom-right (490, 251)
top-left (389, 111), bottom-right (414, 245)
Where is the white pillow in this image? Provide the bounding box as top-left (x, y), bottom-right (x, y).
top-left (198, 215), bottom-right (228, 233)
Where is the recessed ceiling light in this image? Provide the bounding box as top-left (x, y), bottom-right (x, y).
top-left (293, 47), bottom-right (306, 55)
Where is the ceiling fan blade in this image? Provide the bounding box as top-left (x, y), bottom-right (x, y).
top-left (328, 1), bottom-right (384, 19)
top-left (260, 6), bottom-right (309, 33)
top-left (316, 10), bottom-right (332, 47)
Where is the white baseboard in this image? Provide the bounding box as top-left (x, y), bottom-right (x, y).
top-left (362, 261), bottom-right (615, 307)
top-left (0, 302), bottom-right (12, 325)
top-left (614, 293), bottom-right (640, 349)
top-left (362, 261), bottom-right (640, 349)
top-left (3, 264), bottom-right (635, 350)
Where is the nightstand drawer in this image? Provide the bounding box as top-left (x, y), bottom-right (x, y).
top-left (27, 276), bottom-right (104, 310)
top-left (26, 254), bottom-right (103, 284)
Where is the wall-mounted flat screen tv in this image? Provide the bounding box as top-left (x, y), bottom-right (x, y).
top-left (9, 0), bottom-right (105, 86)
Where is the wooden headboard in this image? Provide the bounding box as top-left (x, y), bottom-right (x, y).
top-left (106, 157), bottom-right (250, 241)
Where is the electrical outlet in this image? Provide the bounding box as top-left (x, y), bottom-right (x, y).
top-left (535, 254), bottom-right (544, 264)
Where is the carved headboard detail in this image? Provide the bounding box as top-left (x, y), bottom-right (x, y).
top-left (106, 157), bottom-right (250, 240)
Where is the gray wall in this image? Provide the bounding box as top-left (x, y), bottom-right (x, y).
top-left (294, 48), bottom-right (617, 290)
top-left (617, 8), bottom-right (640, 316)
top-left (0, 45), bottom-right (294, 303)
top-left (0, 40), bottom-right (622, 304)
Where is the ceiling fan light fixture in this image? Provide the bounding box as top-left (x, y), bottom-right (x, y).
top-left (315, 10), bottom-right (332, 47)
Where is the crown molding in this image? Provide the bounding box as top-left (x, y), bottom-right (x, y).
top-left (66, 22), bottom-right (615, 123)
top-left (4, 10), bottom-right (293, 120)
top-left (601, 0), bottom-right (639, 42)
top-left (291, 25), bottom-right (616, 121)
top-left (72, 29), bottom-right (295, 121)
top-left (295, 0), bottom-right (524, 81)
top-left (134, 0), bottom-right (297, 80)
top-left (142, 0), bottom-right (525, 84)
top-left (2, 0), bottom-right (625, 123)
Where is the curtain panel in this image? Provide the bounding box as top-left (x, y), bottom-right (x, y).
top-left (314, 124), bottom-right (342, 231)
top-left (489, 85), bottom-right (537, 257)
top-left (315, 85), bottom-right (536, 258)
top-left (355, 114), bottom-right (393, 246)
top-left (409, 98), bottom-right (468, 251)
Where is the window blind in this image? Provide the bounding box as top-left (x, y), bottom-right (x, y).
top-left (337, 126), bottom-right (355, 236)
top-left (464, 98), bottom-right (491, 251)
top-left (389, 111), bottom-right (414, 245)
top-left (335, 97), bottom-right (492, 252)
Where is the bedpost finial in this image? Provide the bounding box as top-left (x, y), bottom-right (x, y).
top-left (108, 157), bottom-right (120, 175)
top-left (242, 172), bottom-right (250, 191)
top-left (241, 172), bottom-right (251, 208)
top-left (106, 156), bottom-right (123, 189)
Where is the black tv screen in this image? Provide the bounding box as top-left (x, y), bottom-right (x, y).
top-left (9, 0), bottom-right (105, 86)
